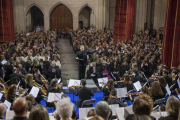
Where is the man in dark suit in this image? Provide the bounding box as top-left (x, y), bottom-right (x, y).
top-left (107, 89), bottom-right (126, 107)
top-left (9, 67), bottom-right (23, 87)
top-left (72, 80), bottom-right (94, 108)
top-left (4, 62), bottom-right (13, 84)
top-left (120, 61), bottom-right (130, 77)
top-left (131, 68), bottom-right (143, 83)
top-left (75, 45), bottom-right (98, 80)
top-left (163, 70), bottom-right (172, 87)
top-left (89, 62), bottom-right (101, 84)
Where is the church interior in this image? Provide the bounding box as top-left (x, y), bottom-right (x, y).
top-left (0, 0), bottom-right (180, 120)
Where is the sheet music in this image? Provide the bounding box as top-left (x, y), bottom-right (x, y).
top-left (29, 86), bottom-right (40, 98)
top-left (47, 93), bottom-right (55, 102)
top-left (98, 77), bottom-right (108, 87)
top-left (160, 111), bottom-right (167, 117)
top-left (62, 86), bottom-right (68, 89)
top-left (91, 74), bottom-right (95, 77)
top-left (116, 108), bottom-right (125, 120)
top-left (58, 78), bottom-right (61, 83)
top-left (177, 78), bottom-right (180, 88)
top-left (68, 79), bottom-right (81, 87)
top-left (151, 112), bottom-right (161, 120)
top-left (133, 81), bottom-right (142, 91)
top-left (4, 100), bottom-right (11, 111)
top-left (0, 92), bottom-right (3, 100)
top-left (165, 84), bottom-right (171, 96)
top-left (1, 60), bottom-right (7, 65)
top-left (178, 95), bottom-right (180, 99)
top-left (109, 104), bottom-right (119, 116)
top-left (54, 93), bottom-right (62, 101)
top-left (79, 107), bottom-right (94, 119)
top-left (124, 105), bottom-right (133, 118)
top-left (116, 87), bottom-right (128, 98)
top-left (6, 111), bottom-right (30, 120)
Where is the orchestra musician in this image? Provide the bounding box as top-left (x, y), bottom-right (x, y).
top-left (110, 61), bottom-right (120, 81)
top-left (71, 80), bottom-right (94, 108)
top-left (101, 79), bottom-right (114, 101)
top-left (46, 78), bottom-right (63, 107)
top-left (163, 69), bottom-right (173, 87)
top-left (120, 74), bottom-right (133, 92)
top-left (150, 81), bottom-right (164, 102)
top-left (6, 84), bottom-right (28, 105)
top-left (157, 77), bottom-right (167, 95)
top-left (107, 88), bottom-right (127, 107)
top-left (33, 68), bottom-right (44, 85)
top-left (131, 68), bottom-right (142, 83)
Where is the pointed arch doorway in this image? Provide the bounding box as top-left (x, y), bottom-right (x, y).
top-left (50, 4), bottom-right (73, 30)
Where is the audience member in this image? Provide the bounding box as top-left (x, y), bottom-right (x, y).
top-left (29, 104), bottom-right (49, 120)
top-left (12, 97), bottom-right (29, 120)
top-left (0, 103), bottom-right (7, 119)
top-left (95, 101), bottom-right (110, 120)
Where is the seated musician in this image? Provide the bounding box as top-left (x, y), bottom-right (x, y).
top-left (110, 61), bottom-right (120, 81)
top-left (7, 84), bottom-right (28, 105)
top-left (46, 78), bottom-right (63, 107)
top-left (131, 68), bottom-right (142, 83)
top-left (157, 77), bottom-right (167, 95)
top-left (100, 60), bottom-right (110, 78)
top-left (72, 80), bottom-right (94, 108)
top-left (120, 73), bottom-right (133, 92)
top-left (9, 67), bottom-right (25, 88)
top-left (150, 81), bottom-right (164, 102)
top-left (107, 88), bottom-right (127, 107)
top-left (101, 79), bottom-right (114, 101)
top-left (163, 69), bottom-right (172, 87)
top-left (33, 68), bottom-right (44, 85)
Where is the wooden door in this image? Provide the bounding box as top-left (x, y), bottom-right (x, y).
top-left (50, 4), bottom-right (73, 30)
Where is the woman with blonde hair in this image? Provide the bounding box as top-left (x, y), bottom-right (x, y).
top-left (29, 104), bottom-right (49, 120)
top-left (25, 74), bottom-right (34, 93)
top-left (159, 96), bottom-right (180, 120)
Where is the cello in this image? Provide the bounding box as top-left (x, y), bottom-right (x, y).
top-left (39, 73), bottom-right (49, 90)
top-left (33, 81), bottom-right (47, 96)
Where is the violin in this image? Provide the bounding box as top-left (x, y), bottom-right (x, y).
top-left (39, 73), bottom-right (49, 90)
top-left (33, 82), bottom-right (47, 96)
top-left (69, 85), bottom-right (82, 89)
top-left (0, 78), bottom-right (9, 93)
top-left (116, 80), bottom-right (125, 83)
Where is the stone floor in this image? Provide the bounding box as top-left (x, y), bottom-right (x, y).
top-left (58, 38), bottom-right (78, 85)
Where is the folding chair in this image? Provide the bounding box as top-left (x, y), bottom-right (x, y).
top-left (81, 99), bottom-right (96, 108)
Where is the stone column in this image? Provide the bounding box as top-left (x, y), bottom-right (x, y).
top-left (44, 11), bottom-right (50, 31)
top-left (73, 13), bottom-right (79, 30)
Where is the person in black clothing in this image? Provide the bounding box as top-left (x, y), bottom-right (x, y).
top-left (111, 61), bottom-right (120, 81)
top-left (101, 79), bottom-right (114, 101)
top-left (48, 61), bottom-right (61, 82)
top-left (159, 96), bottom-right (180, 120)
top-left (157, 77), bottom-right (167, 95)
top-left (120, 74), bottom-right (133, 92)
top-left (33, 68), bottom-right (44, 85)
top-left (163, 70), bottom-right (172, 87)
top-left (46, 78), bottom-right (63, 107)
top-left (72, 80), bottom-right (94, 108)
top-left (107, 89), bottom-right (127, 107)
top-left (125, 94), bottom-right (155, 120)
top-left (9, 67), bottom-right (22, 82)
top-left (89, 62), bottom-right (101, 86)
top-left (4, 61), bottom-right (13, 84)
top-left (150, 81), bottom-right (164, 103)
top-left (131, 68), bottom-right (142, 83)
top-left (120, 61), bottom-right (130, 77)
top-left (75, 45), bottom-right (98, 80)
top-left (159, 31), bottom-right (163, 40)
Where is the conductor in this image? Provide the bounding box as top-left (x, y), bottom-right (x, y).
top-left (75, 45), bottom-right (98, 80)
